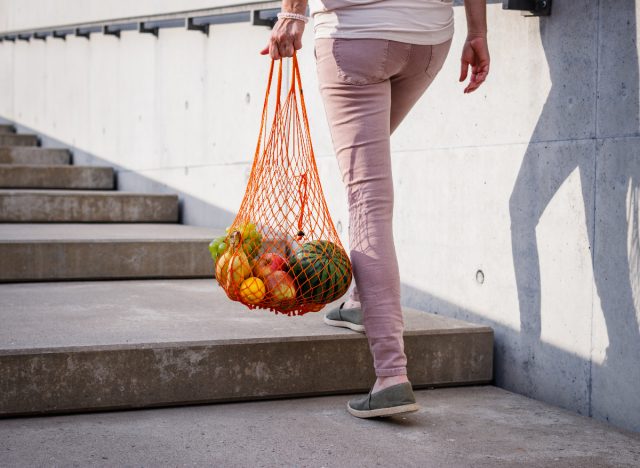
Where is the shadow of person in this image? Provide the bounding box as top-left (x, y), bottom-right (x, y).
top-left (508, 0), bottom-right (640, 429)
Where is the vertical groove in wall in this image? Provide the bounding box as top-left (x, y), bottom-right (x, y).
top-left (588, 0), bottom-right (602, 419)
top-left (10, 42), bottom-right (15, 121)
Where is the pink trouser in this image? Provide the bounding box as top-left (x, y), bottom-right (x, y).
top-left (314, 37), bottom-right (452, 377)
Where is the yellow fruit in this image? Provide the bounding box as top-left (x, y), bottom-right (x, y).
top-left (239, 277), bottom-right (266, 304)
top-left (216, 249), bottom-right (251, 295)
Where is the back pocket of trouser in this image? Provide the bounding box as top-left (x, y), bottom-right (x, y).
top-left (425, 38), bottom-right (453, 78)
top-left (332, 38), bottom-right (390, 85)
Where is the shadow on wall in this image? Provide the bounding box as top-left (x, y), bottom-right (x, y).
top-left (401, 282), bottom-right (640, 429)
top-left (508, 0), bottom-right (640, 430)
top-left (402, 1), bottom-right (640, 432)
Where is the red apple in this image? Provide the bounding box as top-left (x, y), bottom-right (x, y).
top-left (264, 270), bottom-right (296, 305)
top-left (253, 253), bottom-right (286, 280)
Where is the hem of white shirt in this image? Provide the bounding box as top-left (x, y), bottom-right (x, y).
top-left (312, 27), bottom-right (454, 46)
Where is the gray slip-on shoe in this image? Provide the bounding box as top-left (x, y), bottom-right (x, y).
top-left (323, 302), bottom-right (365, 333)
top-left (347, 382), bottom-right (420, 418)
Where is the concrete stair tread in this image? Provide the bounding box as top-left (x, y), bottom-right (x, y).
top-left (0, 279), bottom-right (493, 415)
top-left (0, 134), bottom-right (38, 146)
top-left (0, 164), bottom-right (109, 169)
top-left (0, 189), bottom-right (179, 222)
top-left (0, 147), bottom-right (71, 165)
top-left (0, 189), bottom-right (175, 197)
top-left (0, 224), bottom-right (221, 281)
top-left (0, 223), bottom-right (221, 242)
top-left (0, 279), bottom-right (490, 351)
top-left (2, 386), bottom-right (638, 467)
top-left (0, 165), bottom-right (114, 189)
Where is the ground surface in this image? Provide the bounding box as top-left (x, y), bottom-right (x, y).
top-left (1, 386), bottom-right (638, 467)
top-left (0, 279), bottom-right (485, 349)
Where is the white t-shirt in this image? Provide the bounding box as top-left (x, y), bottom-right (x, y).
top-left (308, 0), bottom-right (454, 46)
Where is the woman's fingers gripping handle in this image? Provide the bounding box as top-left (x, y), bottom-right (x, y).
top-left (259, 17), bottom-right (305, 60)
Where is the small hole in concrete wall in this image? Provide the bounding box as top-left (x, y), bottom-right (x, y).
top-left (185, 100), bottom-right (189, 110)
top-left (245, 92), bottom-right (251, 104)
top-left (476, 269), bottom-right (485, 284)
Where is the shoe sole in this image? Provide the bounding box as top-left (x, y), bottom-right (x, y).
top-left (323, 315), bottom-right (365, 333)
top-left (347, 402), bottom-right (421, 419)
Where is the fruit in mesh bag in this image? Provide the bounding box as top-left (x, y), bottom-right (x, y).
top-left (288, 240), bottom-right (351, 304)
top-left (216, 232), bottom-right (252, 297)
top-left (239, 277), bottom-right (266, 305)
top-left (226, 222), bottom-right (263, 260)
top-left (208, 236), bottom-right (228, 263)
top-left (216, 249), bottom-right (251, 294)
top-left (253, 253), bottom-right (287, 280)
top-left (263, 270), bottom-right (296, 306)
top-left (210, 221), bottom-right (262, 267)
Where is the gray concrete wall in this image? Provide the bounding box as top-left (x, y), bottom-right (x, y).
top-left (0, 0), bottom-right (638, 432)
top-left (0, 0), bottom-right (251, 31)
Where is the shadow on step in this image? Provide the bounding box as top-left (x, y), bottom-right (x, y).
top-left (0, 116), bottom-right (237, 228)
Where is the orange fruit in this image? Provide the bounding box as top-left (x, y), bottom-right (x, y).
top-left (239, 277), bottom-right (266, 305)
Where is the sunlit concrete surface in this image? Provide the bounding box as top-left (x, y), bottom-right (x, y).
top-left (1, 386), bottom-right (638, 467)
top-left (0, 279), bottom-right (492, 416)
top-left (0, 0), bottom-right (638, 432)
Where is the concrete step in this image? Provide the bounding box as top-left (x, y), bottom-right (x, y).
top-left (0, 124), bottom-right (15, 134)
top-left (0, 224), bottom-right (220, 281)
top-left (0, 190), bottom-right (179, 222)
top-left (0, 279), bottom-right (493, 416)
top-left (0, 165), bottom-right (114, 189)
top-left (2, 386), bottom-right (639, 467)
top-left (0, 134), bottom-right (38, 147)
top-left (0, 147), bottom-right (71, 165)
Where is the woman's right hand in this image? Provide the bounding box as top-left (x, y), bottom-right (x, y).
top-left (259, 17), bottom-right (305, 60)
top-left (459, 35), bottom-right (490, 94)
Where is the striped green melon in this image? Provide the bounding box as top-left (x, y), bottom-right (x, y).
top-left (288, 240), bottom-right (352, 304)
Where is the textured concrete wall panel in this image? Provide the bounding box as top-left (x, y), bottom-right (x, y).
top-left (591, 138), bottom-right (640, 431)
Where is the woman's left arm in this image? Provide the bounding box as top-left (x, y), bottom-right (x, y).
top-left (460, 0), bottom-right (490, 93)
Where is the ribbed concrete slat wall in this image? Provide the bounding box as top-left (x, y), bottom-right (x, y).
top-left (0, 0), bottom-right (248, 32)
top-left (0, 0), bottom-right (638, 432)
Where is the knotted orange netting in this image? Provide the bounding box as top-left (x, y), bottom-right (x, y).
top-left (209, 51), bottom-right (352, 316)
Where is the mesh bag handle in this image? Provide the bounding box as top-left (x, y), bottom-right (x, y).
top-left (214, 51), bottom-right (352, 316)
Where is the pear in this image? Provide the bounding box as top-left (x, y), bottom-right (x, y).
top-left (216, 249), bottom-right (251, 297)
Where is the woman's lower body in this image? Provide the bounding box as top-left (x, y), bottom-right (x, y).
top-left (314, 37), bottom-right (452, 379)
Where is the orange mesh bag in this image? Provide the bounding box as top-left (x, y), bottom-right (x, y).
top-left (209, 51), bottom-right (352, 316)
